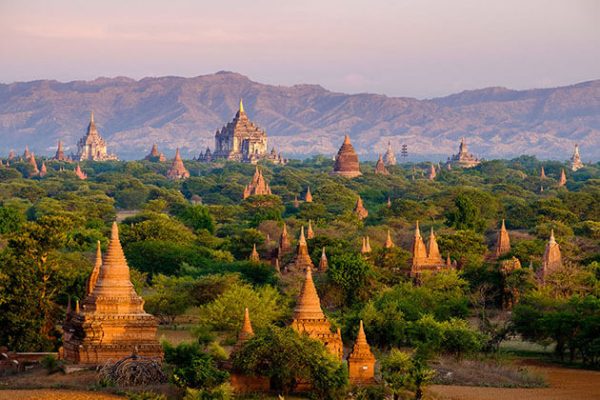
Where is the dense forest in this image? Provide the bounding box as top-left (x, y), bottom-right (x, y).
top-left (0, 155), bottom-right (599, 399)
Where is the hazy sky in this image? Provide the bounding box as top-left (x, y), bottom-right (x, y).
top-left (1, 0), bottom-right (598, 98)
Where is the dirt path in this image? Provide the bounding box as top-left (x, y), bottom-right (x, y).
top-left (0, 390), bottom-right (123, 400)
top-left (429, 363), bottom-right (600, 400)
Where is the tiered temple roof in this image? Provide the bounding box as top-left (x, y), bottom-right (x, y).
top-left (285, 226), bottom-right (315, 272)
top-left (354, 196), bottom-right (368, 220)
top-left (495, 219), bottom-right (511, 258)
top-left (75, 112), bottom-right (118, 161)
top-left (347, 320), bottom-right (376, 384)
top-left (243, 167), bottom-right (272, 198)
top-left (145, 144), bottom-right (166, 162)
top-left (539, 230), bottom-right (562, 283)
top-left (384, 141), bottom-right (397, 166)
top-left (447, 137), bottom-right (480, 168)
top-left (375, 154), bottom-right (389, 175)
top-left (570, 144), bottom-right (584, 171)
top-left (291, 267), bottom-right (343, 359)
top-left (332, 135), bottom-right (362, 178)
top-left (62, 223), bottom-right (162, 364)
top-left (166, 148), bottom-right (190, 180)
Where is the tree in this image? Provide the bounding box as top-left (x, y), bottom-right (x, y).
top-left (327, 253), bottom-right (373, 304)
top-left (380, 348), bottom-right (435, 400)
top-left (231, 326), bottom-right (347, 398)
top-left (0, 205), bottom-right (25, 234)
top-left (241, 195), bottom-right (284, 226)
top-left (178, 204), bottom-right (216, 234)
top-left (445, 193), bottom-right (486, 232)
top-left (163, 342), bottom-right (229, 389)
top-left (144, 274), bottom-right (194, 325)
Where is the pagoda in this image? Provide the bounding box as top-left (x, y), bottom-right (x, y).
top-left (305, 187), bottom-right (313, 203)
top-left (75, 112), bottom-right (118, 161)
top-left (62, 223), bottom-right (162, 364)
top-left (383, 141), bottom-right (397, 165)
top-left (347, 321), bottom-right (376, 385)
top-left (53, 140), bottom-right (68, 161)
top-left (23, 145), bottom-right (31, 160)
top-left (285, 226), bottom-right (315, 272)
top-left (28, 153), bottom-right (39, 176)
top-left (570, 144), bottom-right (584, 171)
top-left (278, 223), bottom-right (292, 256)
top-left (332, 135), bottom-right (362, 178)
top-left (361, 237), bottom-right (372, 254)
top-left (374, 154), bottom-right (389, 175)
top-left (166, 148), bottom-right (190, 180)
top-left (243, 167), bottom-right (272, 198)
top-left (145, 144), bottom-right (166, 162)
top-left (384, 230), bottom-right (395, 249)
top-left (428, 163), bottom-right (437, 180)
top-left (558, 169), bottom-right (567, 187)
top-left (539, 230), bottom-right (562, 283)
top-left (39, 162), bottom-right (47, 177)
top-left (197, 147), bottom-right (213, 162)
top-left (540, 166), bottom-right (546, 179)
top-left (446, 137), bottom-right (480, 168)
top-left (74, 164), bottom-right (87, 180)
top-left (410, 222), bottom-right (445, 277)
top-left (494, 219), bottom-right (511, 258)
top-left (291, 266), bottom-right (343, 360)
top-left (318, 247), bottom-right (328, 272)
top-left (213, 99), bottom-right (277, 164)
top-left (249, 244), bottom-right (260, 263)
top-left (307, 220), bottom-right (315, 239)
top-left (236, 308), bottom-right (254, 348)
top-left (354, 196), bottom-right (369, 220)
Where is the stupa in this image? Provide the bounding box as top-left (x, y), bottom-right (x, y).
top-left (494, 219), bottom-right (511, 258)
top-left (540, 166), bottom-right (546, 179)
top-left (28, 153), bottom-right (39, 176)
top-left (570, 144), bottom-right (583, 171)
top-left (62, 223), bottom-right (162, 364)
top-left (354, 196), bottom-right (369, 220)
top-left (539, 230), bottom-right (562, 283)
top-left (278, 223), bottom-right (292, 256)
top-left (305, 187), bottom-right (313, 203)
top-left (249, 244), bottom-right (260, 263)
top-left (383, 141), bottom-right (397, 165)
top-left (285, 226), bottom-right (315, 272)
top-left (307, 220), bottom-right (315, 239)
top-left (74, 164), bottom-right (87, 180)
top-left (243, 167), bottom-right (272, 198)
top-left (75, 112), bottom-right (118, 161)
top-left (318, 247), bottom-right (328, 272)
top-left (331, 135), bottom-right (362, 178)
top-left (558, 169), bottom-right (567, 187)
top-left (166, 148), bottom-right (190, 180)
top-left (428, 163), bottom-right (437, 180)
top-left (410, 222), bottom-right (445, 277)
top-left (53, 141), bottom-right (68, 161)
top-left (291, 266), bottom-right (343, 359)
top-left (39, 162), bottom-right (47, 177)
top-left (447, 137), bottom-right (480, 168)
top-left (374, 154), bottom-right (389, 175)
top-left (145, 144), bottom-right (166, 162)
top-left (384, 230), bottom-right (395, 249)
top-left (347, 320), bottom-right (376, 384)
top-left (236, 308), bottom-right (254, 348)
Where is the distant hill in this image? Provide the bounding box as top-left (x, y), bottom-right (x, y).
top-left (0, 71), bottom-right (598, 160)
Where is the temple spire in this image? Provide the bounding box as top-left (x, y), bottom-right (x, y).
top-left (307, 220), bottom-right (315, 239)
top-left (427, 227), bottom-right (441, 261)
top-left (237, 307), bottom-right (254, 346)
top-left (293, 267), bottom-right (325, 320)
top-left (319, 247), bottom-right (328, 271)
top-left (495, 219), bottom-right (511, 257)
top-left (239, 98), bottom-right (245, 114)
top-left (384, 230), bottom-right (394, 249)
top-left (90, 111), bottom-right (95, 124)
top-left (249, 244), bottom-right (260, 263)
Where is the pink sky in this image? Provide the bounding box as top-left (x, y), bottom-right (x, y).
top-left (1, 0), bottom-right (598, 98)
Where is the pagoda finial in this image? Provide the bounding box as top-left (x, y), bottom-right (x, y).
top-left (111, 221), bottom-right (119, 241)
top-left (239, 98), bottom-right (245, 114)
top-left (384, 229), bottom-right (394, 249)
top-left (90, 111), bottom-right (94, 124)
top-left (415, 220), bottom-right (421, 237)
top-left (549, 229), bottom-right (556, 244)
top-left (356, 320), bottom-right (367, 344)
top-left (299, 226), bottom-right (307, 246)
top-left (344, 134), bottom-right (351, 145)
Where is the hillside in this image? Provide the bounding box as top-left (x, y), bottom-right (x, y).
top-left (0, 72), bottom-right (598, 160)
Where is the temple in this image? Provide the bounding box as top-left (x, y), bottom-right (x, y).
top-left (354, 196), bottom-right (369, 220)
top-left (249, 244), bottom-right (260, 263)
top-left (540, 166), bottom-right (546, 179)
top-left (75, 112), bottom-right (118, 161)
top-left (384, 141), bottom-right (396, 165)
top-left (242, 167), bottom-right (272, 198)
top-left (166, 148), bottom-right (190, 180)
top-left (62, 223), bottom-right (162, 364)
top-left (291, 266), bottom-right (343, 360)
top-left (428, 163), bottom-right (437, 180)
top-left (53, 141), bottom-right (69, 161)
top-left (211, 99), bottom-right (283, 164)
top-left (494, 219), bottom-right (511, 258)
top-left (410, 222), bottom-right (445, 277)
top-left (332, 135), bottom-right (362, 178)
top-left (570, 144), bottom-right (584, 171)
top-left (375, 154), bottom-right (389, 175)
top-left (447, 137), bottom-right (480, 168)
top-left (144, 144), bottom-right (167, 162)
top-left (539, 230), bottom-right (562, 283)
top-left (307, 220), bottom-right (315, 239)
top-left (558, 169), bottom-right (567, 187)
top-left (361, 236), bottom-right (372, 254)
top-left (500, 257), bottom-right (522, 310)
top-left (285, 226), bottom-right (315, 272)
top-left (39, 162), bottom-right (47, 177)
top-left (74, 164), bottom-right (87, 180)
top-left (305, 187), bottom-right (313, 203)
top-left (28, 153), bottom-right (39, 176)
top-left (347, 320), bottom-right (376, 384)
top-left (318, 247), bottom-right (328, 272)
top-left (236, 308), bottom-right (254, 348)
top-left (384, 230), bottom-right (395, 249)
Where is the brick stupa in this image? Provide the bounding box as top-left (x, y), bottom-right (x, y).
top-left (145, 144), bottom-right (166, 162)
top-left (539, 230), bottom-right (562, 283)
top-left (354, 196), bottom-right (369, 220)
top-left (243, 166), bottom-right (272, 199)
top-left (285, 226), bottom-right (315, 272)
top-left (305, 187), bottom-right (313, 203)
top-left (166, 148), bottom-right (190, 180)
top-left (384, 141), bottom-right (396, 165)
top-left (318, 247), bottom-right (328, 272)
top-left (74, 164), bottom-right (87, 180)
top-left (332, 135), bottom-right (362, 178)
top-left (347, 320), bottom-right (376, 384)
top-left (374, 154), bottom-right (389, 175)
top-left (558, 169), bottom-right (567, 187)
top-left (54, 140), bottom-right (68, 161)
top-left (410, 222), bottom-right (445, 277)
top-left (291, 266), bottom-right (343, 359)
top-left (62, 223), bottom-right (162, 364)
top-left (494, 219), bottom-right (511, 258)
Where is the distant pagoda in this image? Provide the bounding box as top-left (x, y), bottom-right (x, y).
top-left (353, 196), bottom-right (368, 220)
top-left (494, 219), bottom-right (511, 258)
top-left (331, 135), bottom-right (362, 178)
top-left (383, 141), bottom-right (397, 165)
top-left (243, 166), bottom-right (272, 198)
top-left (318, 247), bottom-right (328, 272)
top-left (304, 187), bottom-right (313, 203)
top-left (62, 223), bottom-right (162, 364)
top-left (285, 226), bottom-right (315, 273)
top-left (428, 163), bottom-right (437, 180)
top-left (374, 154), bottom-right (389, 175)
top-left (291, 266), bottom-right (343, 360)
top-left (558, 169), bottom-right (567, 187)
top-left (145, 144), bottom-right (166, 162)
top-left (53, 140), bottom-right (69, 161)
top-left (538, 230), bottom-right (562, 283)
top-left (74, 164), bottom-right (87, 180)
top-left (447, 137), bottom-right (480, 168)
top-left (211, 99), bottom-right (283, 164)
top-left (570, 144), bottom-right (584, 171)
top-left (166, 148), bottom-right (190, 180)
top-left (75, 112), bottom-right (118, 161)
top-left (410, 222), bottom-right (445, 277)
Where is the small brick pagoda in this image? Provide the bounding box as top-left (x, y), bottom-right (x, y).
top-left (332, 135), bottom-right (362, 178)
top-left (166, 148), bottom-right (190, 180)
top-left (62, 223), bottom-right (162, 364)
top-left (347, 320), bottom-right (376, 385)
top-left (243, 166), bottom-right (272, 198)
top-left (145, 144), bottom-right (166, 162)
top-left (285, 226), bottom-right (315, 273)
top-left (539, 230), bottom-right (562, 283)
top-left (494, 219), bottom-right (511, 258)
top-left (375, 154), bottom-right (389, 175)
top-left (410, 222), bottom-right (445, 277)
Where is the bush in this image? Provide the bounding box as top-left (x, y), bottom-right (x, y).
top-left (163, 342), bottom-right (229, 389)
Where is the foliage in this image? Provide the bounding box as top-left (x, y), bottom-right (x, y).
top-left (163, 342), bottom-right (229, 389)
top-left (380, 348), bottom-right (436, 400)
top-left (327, 252), bottom-right (373, 304)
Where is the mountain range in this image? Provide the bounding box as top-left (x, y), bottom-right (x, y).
top-left (0, 71), bottom-right (599, 161)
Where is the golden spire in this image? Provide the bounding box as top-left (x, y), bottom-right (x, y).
top-left (305, 186), bottom-right (313, 203)
top-left (93, 222), bottom-right (135, 298)
top-left (495, 219), bottom-right (511, 257)
top-left (238, 307), bottom-right (254, 344)
top-left (343, 134), bottom-right (351, 145)
top-left (298, 226), bottom-right (307, 246)
top-left (307, 220), bottom-right (315, 239)
top-left (559, 169), bottom-right (567, 187)
top-left (249, 243), bottom-right (260, 262)
top-left (239, 98), bottom-right (245, 114)
top-left (90, 111), bottom-right (95, 124)
top-left (427, 227), bottom-right (441, 261)
top-left (384, 229), bottom-right (394, 249)
top-left (293, 267), bottom-right (325, 320)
